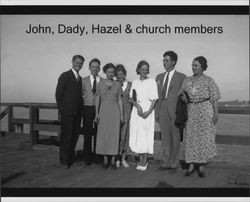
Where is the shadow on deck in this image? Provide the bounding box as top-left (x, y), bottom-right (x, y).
top-left (1, 133), bottom-right (250, 189)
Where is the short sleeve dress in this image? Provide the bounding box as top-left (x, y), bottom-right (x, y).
top-left (129, 78), bottom-right (158, 154)
top-left (95, 79), bottom-right (122, 155)
top-left (180, 74), bottom-right (221, 163)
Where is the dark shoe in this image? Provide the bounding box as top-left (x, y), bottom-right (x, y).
top-left (67, 162), bottom-right (73, 169)
top-left (158, 166), bottom-right (171, 170)
top-left (75, 161), bottom-right (84, 166)
top-left (197, 165), bottom-right (205, 178)
top-left (84, 159), bottom-right (93, 166)
top-left (102, 163), bottom-right (109, 169)
top-left (184, 166), bottom-right (195, 176)
top-left (110, 164), bottom-right (117, 170)
top-left (169, 165), bottom-right (178, 170)
top-left (93, 155), bottom-right (103, 164)
top-left (197, 170), bottom-right (205, 178)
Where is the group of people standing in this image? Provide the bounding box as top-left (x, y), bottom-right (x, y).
top-left (55, 50), bottom-right (220, 178)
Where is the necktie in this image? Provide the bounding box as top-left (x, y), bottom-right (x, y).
top-left (92, 76), bottom-right (97, 94)
top-left (161, 72), bottom-right (169, 99)
top-left (76, 73), bottom-right (80, 82)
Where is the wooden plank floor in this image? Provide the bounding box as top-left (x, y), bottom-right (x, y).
top-left (1, 134), bottom-right (250, 188)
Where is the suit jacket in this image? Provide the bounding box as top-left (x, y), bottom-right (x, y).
top-left (55, 69), bottom-right (83, 116)
top-left (82, 76), bottom-right (104, 106)
top-left (156, 70), bottom-right (186, 120)
top-left (175, 96), bottom-right (187, 130)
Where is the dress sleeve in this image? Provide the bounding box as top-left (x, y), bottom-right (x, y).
top-left (178, 77), bottom-right (188, 95)
top-left (117, 82), bottom-right (122, 96)
top-left (129, 81), bottom-right (135, 98)
top-left (208, 77), bottom-right (221, 101)
top-left (149, 80), bottom-right (158, 100)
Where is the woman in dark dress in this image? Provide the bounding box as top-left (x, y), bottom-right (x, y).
top-left (94, 63), bottom-right (124, 170)
top-left (115, 64), bottom-right (132, 168)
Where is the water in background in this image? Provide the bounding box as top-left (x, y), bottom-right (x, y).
top-left (1, 106), bottom-right (249, 136)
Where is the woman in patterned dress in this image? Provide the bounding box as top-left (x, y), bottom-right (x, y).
top-left (94, 63), bottom-right (124, 170)
top-left (179, 56), bottom-right (220, 177)
top-left (115, 64), bottom-right (132, 168)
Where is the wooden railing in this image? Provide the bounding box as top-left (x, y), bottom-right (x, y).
top-left (1, 102), bottom-right (250, 146)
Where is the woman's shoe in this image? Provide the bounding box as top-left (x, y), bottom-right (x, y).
top-left (102, 163), bottom-right (109, 169)
top-left (139, 163), bottom-right (148, 171)
top-left (197, 170), bottom-right (205, 178)
top-left (111, 164), bottom-right (117, 170)
top-left (116, 160), bottom-right (120, 168)
top-left (197, 166), bottom-right (205, 178)
top-left (184, 165), bottom-right (195, 176)
top-left (121, 160), bottom-right (129, 168)
top-left (136, 163), bottom-right (142, 170)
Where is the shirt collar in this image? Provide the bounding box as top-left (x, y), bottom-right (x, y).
top-left (90, 74), bottom-right (99, 79)
top-left (71, 68), bottom-right (79, 77)
top-left (165, 69), bottom-right (175, 75)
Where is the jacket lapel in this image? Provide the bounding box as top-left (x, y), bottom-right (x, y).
top-left (87, 76), bottom-right (92, 91)
top-left (69, 69), bottom-right (76, 82)
top-left (70, 69), bottom-right (81, 83)
top-left (158, 73), bottom-right (165, 94)
top-left (168, 71), bottom-right (178, 93)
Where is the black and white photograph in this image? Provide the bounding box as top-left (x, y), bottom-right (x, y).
top-left (0, 4), bottom-right (249, 200)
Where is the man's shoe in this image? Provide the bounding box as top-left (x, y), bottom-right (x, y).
top-left (111, 164), bottom-right (117, 170)
top-left (158, 166), bottom-right (170, 170)
top-left (102, 163), bottom-right (110, 169)
top-left (84, 159), bottom-right (93, 166)
top-left (93, 154), bottom-right (103, 164)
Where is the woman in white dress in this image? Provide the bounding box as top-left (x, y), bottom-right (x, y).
top-left (129, 60), bottom-right (158, 171)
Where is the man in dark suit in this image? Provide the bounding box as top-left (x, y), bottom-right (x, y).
top-left (156, 51), bottom-right (186, 169)
top-left (82, 58), bottom-right (103, 165)
top-left (55, 55), bottom-right (84, 168)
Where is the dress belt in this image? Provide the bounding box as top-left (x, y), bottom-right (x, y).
top-left (188, 98), bottom-right (210, 104)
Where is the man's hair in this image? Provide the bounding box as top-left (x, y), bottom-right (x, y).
top-left (72, 55), bottom-right (85, 62)
top-left (89, 58), bottom-right (101, 67)
top-left (163, 51), bottom-right (178, 65)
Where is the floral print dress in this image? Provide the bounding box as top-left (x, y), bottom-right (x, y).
top-left (180, 74), bottom-right (220, 163)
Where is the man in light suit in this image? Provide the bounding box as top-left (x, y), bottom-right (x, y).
top-left (55, 55), bottom-right (84, 169)
top-left (82, 58), bottom-right (103, 166)
top-left (156, 51), bottom-right (186, 169)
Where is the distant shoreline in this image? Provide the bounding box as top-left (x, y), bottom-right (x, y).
top-left (218, 106), bottom-right (250, 115)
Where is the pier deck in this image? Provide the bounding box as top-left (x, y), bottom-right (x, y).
top-left (1, 133), bottom-right (250, 188)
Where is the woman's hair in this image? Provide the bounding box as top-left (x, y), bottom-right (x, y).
top-left (115, 64), bottom-right (127, 76)
top-left (102, 63), bottom-right (116, 73)
top-left (194, 56), bottom-right (208, 71)
top-left (136, 60), bottom-right (150, 75)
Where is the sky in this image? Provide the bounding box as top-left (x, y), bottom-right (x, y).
top-left (1, 15), bottom-right (249, 102)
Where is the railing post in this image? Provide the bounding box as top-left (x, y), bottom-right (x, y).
top-left (29, 106), bottom-right (39, 144)
top-left (8, 105), bottom-right (14, 133)
top-left (57, 111), bottom-right (61, 140)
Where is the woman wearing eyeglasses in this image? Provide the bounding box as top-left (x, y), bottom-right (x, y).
top-left (179, 56), bottom-right (220, 177)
